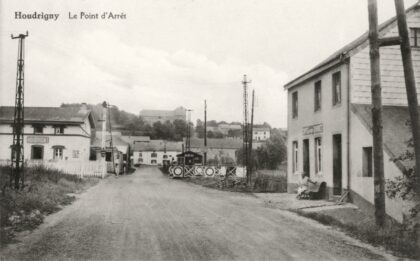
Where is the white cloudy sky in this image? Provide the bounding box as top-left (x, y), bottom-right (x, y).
top-left (0, 0), bottom-right (418, 127)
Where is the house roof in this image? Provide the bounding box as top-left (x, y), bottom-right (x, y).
top-left (253, 128), bottom-right (270, 132)
top-left (132, 140), bottom-right (183, 152)
top-left (188, 138), bottom-right (243, 150)
top-left (0, 106), bottom-right (95, 128)
top-left (119, 135), bottom-right (151, 145)
top-left (91, 134), bottom-right (130, 149)
top-left (351, 104), bottom-right (416, 171)
top-left (284, 2), bottom-right (420, 89)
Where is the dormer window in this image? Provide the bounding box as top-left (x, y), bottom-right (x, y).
top-left (54, 126), bottom-right (65, 134)
top-left (33, 125), bottom-right (44, 134)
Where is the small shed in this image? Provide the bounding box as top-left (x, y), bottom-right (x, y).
top-left (176, 151), bottom-right (203, 166)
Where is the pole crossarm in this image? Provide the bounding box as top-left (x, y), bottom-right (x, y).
top-left (378, 36), bottom-right (401, 47)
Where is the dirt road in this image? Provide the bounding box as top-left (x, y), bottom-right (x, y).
top-left (1, 167), bottom-right (392, 260)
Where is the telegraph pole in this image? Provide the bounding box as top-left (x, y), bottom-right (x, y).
top-left (186, 109), bottom-right (192, 151)
top-left (368, 0), bottom-right (386, 227)
top-left (248, 90), bottom-right (255, 185)
top-left (394, 0), bottom-right (420, 246)
top-left (394, 0), bottom-right (420, 197)
top-left (10, 31), bottom-right (29, 190)
top-left (204, 100), bottom-right (207, 165)
top-left (242, 75), bottom-right (251, 173)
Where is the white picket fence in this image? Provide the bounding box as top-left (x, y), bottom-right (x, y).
top-left (0, 159), bottom-right (107, 178)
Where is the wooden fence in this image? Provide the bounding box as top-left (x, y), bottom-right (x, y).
top-left (0, 159), bottom-right (107, 178)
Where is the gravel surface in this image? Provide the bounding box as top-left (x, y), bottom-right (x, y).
top-left (1, 166), bottom-right (395, 261)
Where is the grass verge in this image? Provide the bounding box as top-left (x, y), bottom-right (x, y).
top-left (0, 165), bottom-right (99, 247)
top-left (293, 208), bottom-right (419, 259)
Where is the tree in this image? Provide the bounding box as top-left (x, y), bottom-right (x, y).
top-left (236, 129), bottom-right (287, 170)
top-left (386, 137), bottom-right (420, 231)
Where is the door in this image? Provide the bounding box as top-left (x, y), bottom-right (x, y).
top-left (333, 134), bottom-right (342, 195)
top-left (303, 139), bottom-right (310, 177)
top-left (31, 145), bottom-right (44, 160)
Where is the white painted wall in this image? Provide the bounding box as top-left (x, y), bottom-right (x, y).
top-left (133, 151), bottom-right (179, 165)
top-left (287, 64), bottom-right (349, 194)
top-left (350, 111), bottom-right (404, 222)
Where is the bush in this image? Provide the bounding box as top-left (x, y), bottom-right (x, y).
top-left (0, 165), bottom-right (98, 246)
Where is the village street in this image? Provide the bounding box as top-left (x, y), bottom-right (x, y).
top-left (2, 167), bottom-right (392, 261)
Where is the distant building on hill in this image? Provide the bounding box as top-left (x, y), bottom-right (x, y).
top-left (140, 107), bottom-right (186, 124)
top-left (252, 127), bottom-right (270, 141)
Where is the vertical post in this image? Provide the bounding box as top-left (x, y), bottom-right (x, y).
top-left (248, 90), bottom-right (255, 185)
top-left (10, 32), bottom-right (28, 190)
top-left (204, 100), bottom-right (207, 165)
top-left (242, 75), bottom-right (251, 172)
top-left (368, 0), bottom-right (386, 227)
top-left (394, 0), bottom-right (420, 245)
top-left (394, 0), bottom-right (420, 196)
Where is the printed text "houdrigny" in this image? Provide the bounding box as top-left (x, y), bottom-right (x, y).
top-left (15, 12), bottom-right (59, 21)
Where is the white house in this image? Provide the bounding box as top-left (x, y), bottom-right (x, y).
top-left (284, 2), bottom-right (420, 223)
top-left (132, 140), bottom-right (183, 166)
top-left (252, 127), bottom-right (270, 141)
top-left (0, 105), bottom-right (95, 162)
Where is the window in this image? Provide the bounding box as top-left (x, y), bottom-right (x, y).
top-left (54, 126), bottom-right (65, 134)
top-left (53, 147), bottom-right (64, 160)
top-left (138, 158), bottom-right (143, 163)
top-left (163, 155), bottom-right (168, 159)
top-left (314, 80), bottom-right (322, 111)
top-left (315, 137), bottom-right (322, 173)
top-left (332, 72), bottom-right (341, 105)
top-left (151, 159), bottom-right (157, 164)
top-left (72, 150), bottom-right (79, 158)
top-left (292, 91), bottom-right (298, 118)
top-left (33, 125), bottom-right (44, 134)
top-left (410, 28), bottom-right (420, 47)
top-left (292, 141), bottom-right (298, 173)
top-left (362, 147), bottom-right (373, 177)
top-left (151, 152), bottom-right (157, 158)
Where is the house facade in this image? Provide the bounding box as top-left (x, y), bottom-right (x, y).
top-left (0, 106), bottom-right (95, 162)
top-left (284, 3), bottom-right (420, 223)
top-left (252, 127), bottom-right (270, 141)
top-left (132, 140), bottom-right (182, 166)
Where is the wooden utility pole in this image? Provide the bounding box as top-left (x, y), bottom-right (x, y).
top-left (368, 0), bottom-right (386, 227)
top-left (394, 0), bottom-right (420, 196)
top-left (248, 90), bottom-right (255, 185)
top-left (204, 100), bottom-right (207, 165)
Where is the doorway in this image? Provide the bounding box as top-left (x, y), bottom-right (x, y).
top-left (333, 134), bottom-right (342, 195)
top-left (303, 139), bottom-right (310, 177)
top-left (31, 145), bottom-right (44, 160)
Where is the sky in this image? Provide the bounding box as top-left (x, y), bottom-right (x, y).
top-left (0, 0), bottom-right (418, 128)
